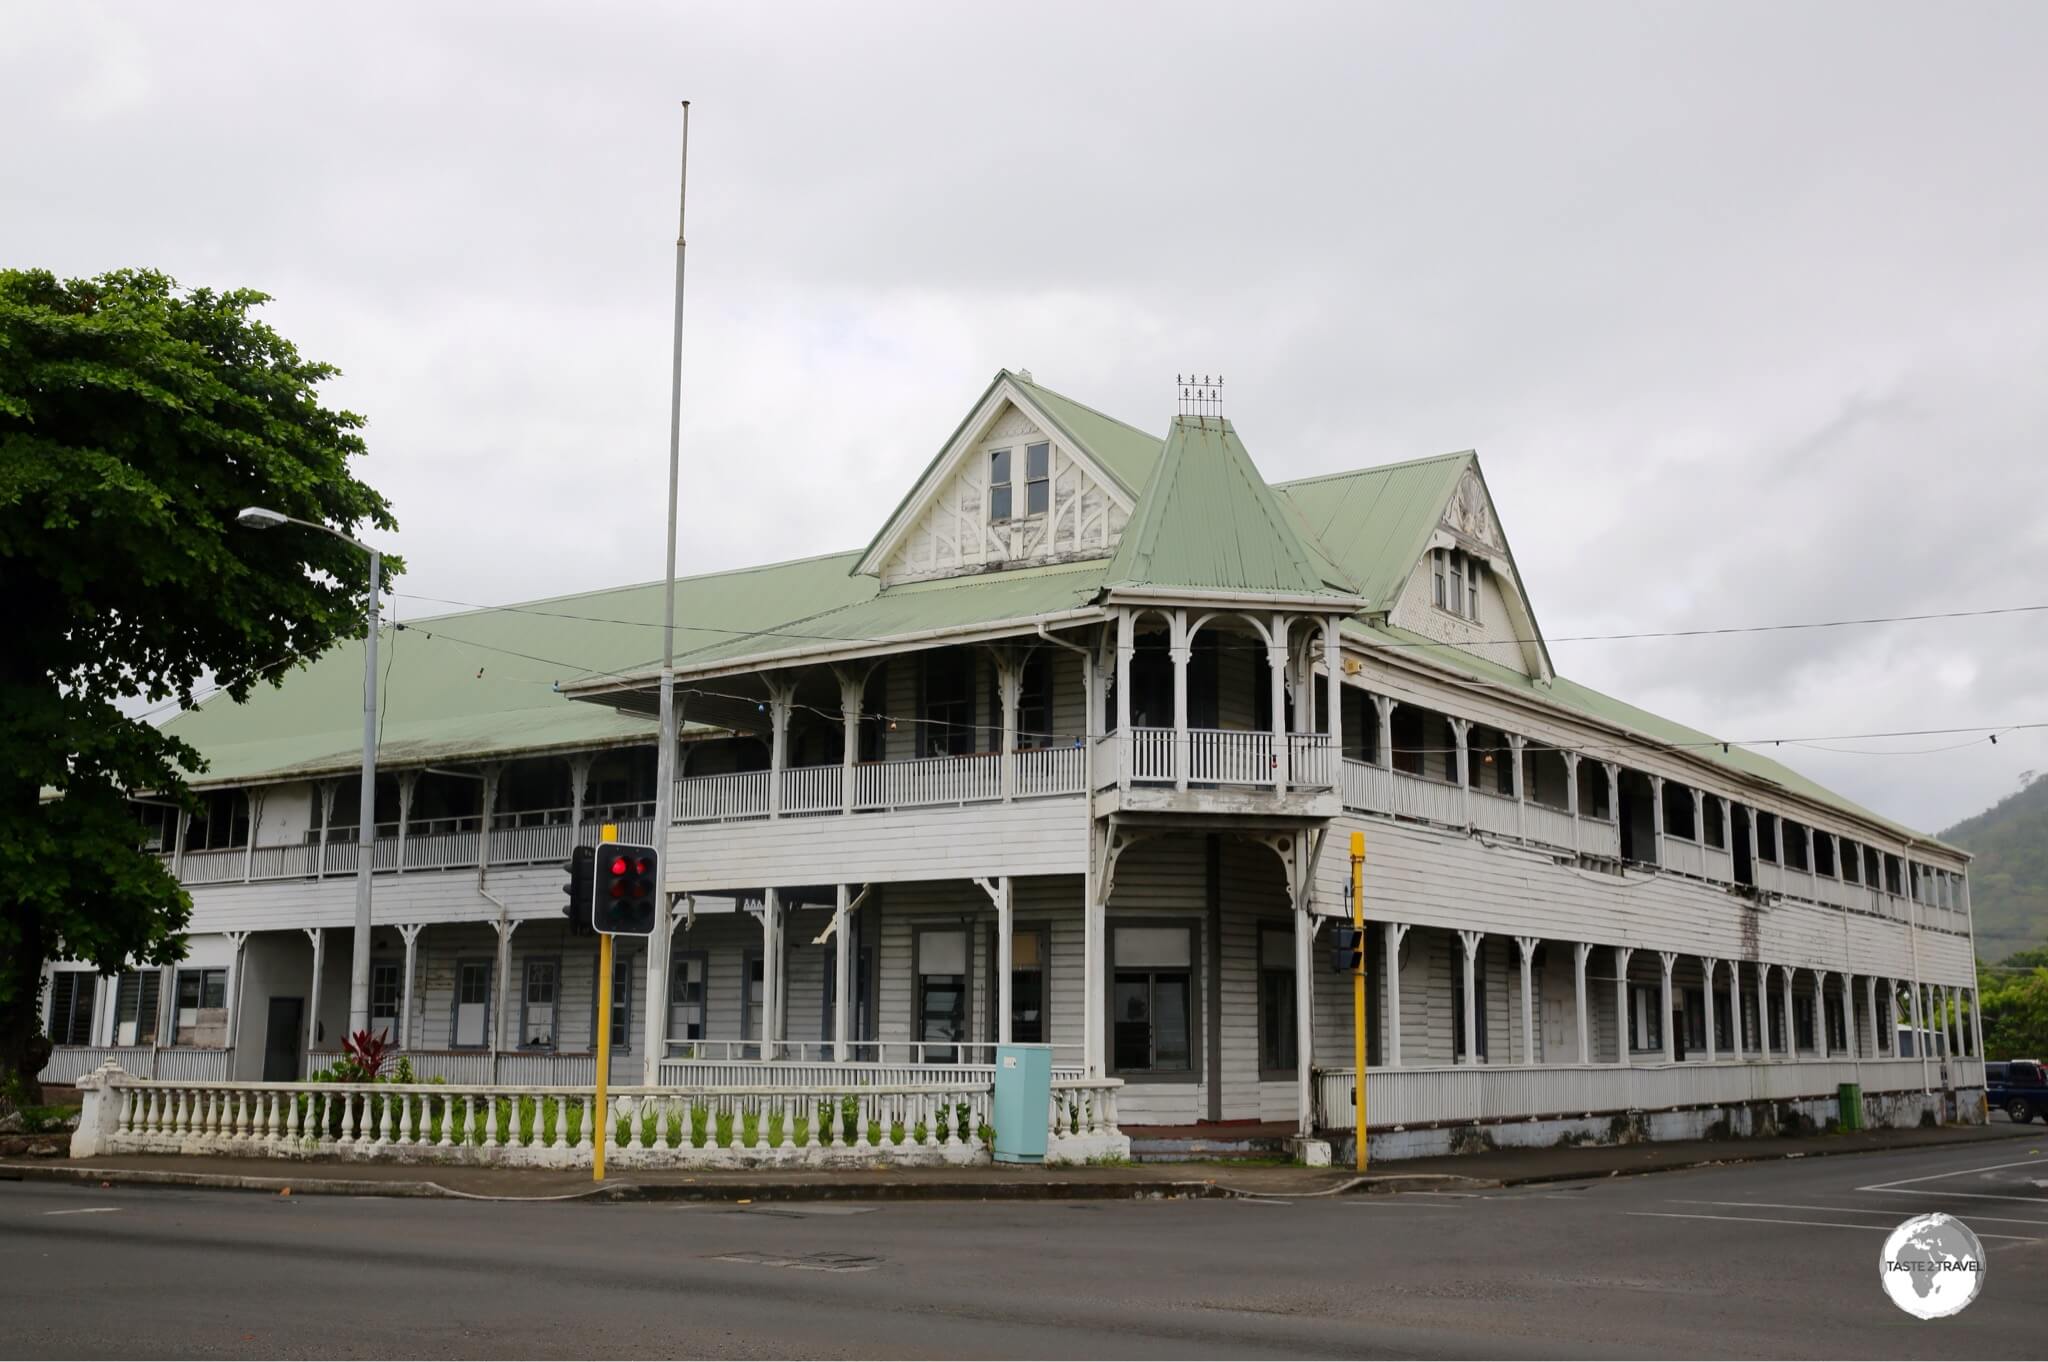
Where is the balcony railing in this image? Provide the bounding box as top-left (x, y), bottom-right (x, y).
top-left (1104, 727), bottom-right (1333, 791)
top-left (1313, 1056), bottom-right (1962, 1132)
top-left (673, 749), bottom-right (1088, 824)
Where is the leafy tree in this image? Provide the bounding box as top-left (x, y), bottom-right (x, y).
top-left (0, 269), bottom-right (395, 1100)
top-left (1978, 968), bottom-right (2048, 1060)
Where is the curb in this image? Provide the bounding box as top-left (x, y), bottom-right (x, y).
top-left (0, 1162), bottom-right (1239, 1204)
top-left (1485, 1127), bottom-right (2034, 1188)
top-left (3, 1128), bottom-right (2020, 1204)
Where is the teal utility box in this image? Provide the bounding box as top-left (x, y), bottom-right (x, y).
top-left (992, 1043), bottom-right (1053, 1164)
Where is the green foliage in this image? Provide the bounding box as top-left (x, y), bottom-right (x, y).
top-left (1941, 774), bottom-right (2048, 961)
top-left (0, 268), bottom-right (396, 1094)
top-left (1979, 967), bottom-right (2048, 1059)
top-left (690, 1101), bottom-right (710, 1148)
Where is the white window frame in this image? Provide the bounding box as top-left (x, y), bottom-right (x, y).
top-left (519, 957), bottom-right (560, 1051)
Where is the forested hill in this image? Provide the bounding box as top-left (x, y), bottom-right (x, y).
top-left (1942, 774), bottom-right (2048, 963)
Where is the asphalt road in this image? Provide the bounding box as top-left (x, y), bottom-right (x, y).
top-left (5, 1141), bottom-right (2045, 1360)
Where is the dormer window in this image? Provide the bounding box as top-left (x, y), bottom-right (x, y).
top-left (988, 440), bottom-right (1052, 523)
top-left (1429, 548), bottom-right (1485, 623)
top-left (989, 448), bottom-right (1013, 520)
top-left (1024, 442), bottom-right (1050, 515)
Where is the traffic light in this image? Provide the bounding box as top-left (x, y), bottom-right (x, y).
top-left (592, 840), bottom-right (660, 937)
top-left (1329, 923), bottom-right (1364, 973)
top-left (561, 845), bottom-right (595, 937)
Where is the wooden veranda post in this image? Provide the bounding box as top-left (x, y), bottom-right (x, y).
top-left (593, 822), bottom-right (618, 1182)
top-left (1351, 830), bottom-right (1367, 1171)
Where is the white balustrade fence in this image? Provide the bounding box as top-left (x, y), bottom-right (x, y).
top-left (853, 752), bottom-right (1001, 810)
top-left (70, 1064), bottom-right (1126, 1168)
top-left (675, 771), bottom-right (773, 822)
top-left (1313, 1057), bottom-right (1953, 1131)
top-left (1468, 788), bottom-right (1520, 838)
top-left (40, 1046), bottom-right (230, 1084)
top-left (1194, 728), bottom-right (1274, 785)
top-left (779, 764), bottom-right (844, 816)
top-left (1014, 744), bottom-right (1084, 798)
top-left (1286, 733), bottom-right (1333, 789)
top-left (1126, 728), bottom-right (1177, 783)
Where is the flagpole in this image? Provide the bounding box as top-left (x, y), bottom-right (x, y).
top-left (644, 100), bottom-right (690, 1079)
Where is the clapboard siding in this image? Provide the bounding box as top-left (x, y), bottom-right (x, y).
top-left (667, 797), bottom-right (1087, 890)
top-left (1315, 813), bottom-right (1974, 986)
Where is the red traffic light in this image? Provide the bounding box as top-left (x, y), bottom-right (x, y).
top-left (610, 856), bottom-right (629, 875)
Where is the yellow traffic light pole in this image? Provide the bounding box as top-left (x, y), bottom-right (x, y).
top-left (593, 822), bottom-right (617, 1182)
top-left (1351, 830), bottom-right (1368, 1171)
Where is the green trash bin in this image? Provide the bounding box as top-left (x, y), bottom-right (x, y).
top-left (993, 1044), bottom-right (1053, 1164)
top-left (1837, 1082), bottom-right (1864, 1131)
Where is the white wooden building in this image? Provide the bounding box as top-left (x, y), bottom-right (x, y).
top-left (42, 370), bottom-right (1987, 1159)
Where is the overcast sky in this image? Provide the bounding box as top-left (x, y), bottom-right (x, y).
top-left (7, 2), bottom-right (2044, 833)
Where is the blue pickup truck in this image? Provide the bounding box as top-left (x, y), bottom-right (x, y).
top-left (1987, 1060), bottom-right (2046, 1122)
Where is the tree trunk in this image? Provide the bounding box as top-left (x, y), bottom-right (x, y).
top-left (1, 904), bottom-right (49, 1106)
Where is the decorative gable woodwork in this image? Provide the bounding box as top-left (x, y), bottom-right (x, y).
top-left (1386, 465), bottom-right (1553, 680)
top-left (878, 399), bottom-right (1130, 585)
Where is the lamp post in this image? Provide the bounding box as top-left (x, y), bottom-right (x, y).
top-left (238, 506), bottom-right (382, 1040)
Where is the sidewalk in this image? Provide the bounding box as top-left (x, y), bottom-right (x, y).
top-left (4, 1120), bottom-right (2031, 1203)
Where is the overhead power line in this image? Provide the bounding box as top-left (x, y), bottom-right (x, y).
top-left (385, 589), bottom-right (2048, 657)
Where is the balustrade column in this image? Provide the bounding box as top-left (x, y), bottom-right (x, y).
top-left (766, 680), bottom-right (795, 820)
top-left (1516, 937), bottom-right (1538, 1065)
top-left (995, 876), bottom-right (1014, 1045)
top-left (225, 931), bottom-right (249, 1071)
top-left (314, 782), bottom-right (336, 880)
top-left (395, 771), bottom-right (417, 874)
top-left (477, 765), bottom-right (501, 872)
top-left (1572, 941), bottom-right (1591, 1064)
top-left (1757, 963), bottom-right (1774, 1058)
top-left (172, 806), bottom-right (189, 881)
top-left (1802, 827), bottom-right (1816, 898)
top-left (1649, 776), bottom-right (1666, 866)
top-left (1460, 930), bottom-right (1484, 1066)
top-left (1509, 735), bottom-right (1526, 839)
top-left (1384, 922), bottom-right (1407, 1066)
top-left (1782, 966), bottom-right (1796, 1059)
top-left (1294, 887), bottom-right (1314, 1140)
top-left (1449, 718), bottom-right (1471, 826)
top-left (568, 754), bottom-right (591, 841)
top-left (1970, 986), bottom-right (1985, 1063)
top-left (304, 927), bottom-right (325, 1061)
top-left (491, 918), bottom-right (519, 1075)
top-left (1266, 614), bottom-right (1288, 794)
top-left (1603, 763), bottom-right (1621, 844)
top-left (1813, 969), bottom-right (1829, 1060)
top-left (1690, 789), bottom-right (1705, 869)
top-left (1373, 695), bottom-right (1395, 770)
top-left (836, 668), bottom-right (865, 816)
top-left (1865, 975), bottom-right (1880, 1060)
top-left (1614, 947), bottom-right (1634, 1066)
top-left (1170, 610), bottom-right (1190, 792)
top-left (1701, 957), bottom-right (1717, 1063)
top-left (760, 889), bottom-right (783, 1061)
top-left (997, 651), bottom-right (1023, 802)
top-left (1660, 952), bottom-right (1676, 1063)
top-left (397, 924), bottom-right (423, 1049)
top-left (1322, 618), bottom-right (1343, 761)
top-left (1563, 751), bottom-right (1581, 854)
top-left (833, 883), bottom-right (853, 1061)
top-left (1728, 958), bottom-right (1743, 1062)
top-left (1114, 609), bottom-right (1134, 793)
top-left (241, 790), bottom-right (266, 883)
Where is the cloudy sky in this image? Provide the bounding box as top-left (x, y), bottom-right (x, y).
top-left (7, 1), bottom-right (2043, 832)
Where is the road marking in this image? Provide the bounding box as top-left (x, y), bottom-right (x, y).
top-left (1626, 1211), bottom-right (2039, 1242)
top-left (1857, 1155), bottom-right (2048, 1202)
top-left (710, 1250), bottom-right (882, 1273)
top-left (41, 1207), bottom-right (120, 1216)
top-left (1402, 1190), bottom-right (1482, 1198)
top-left (1671, 1199), bottom-right (2048, 1228)
top-left (725, 1204), bottom-right (877, 1217)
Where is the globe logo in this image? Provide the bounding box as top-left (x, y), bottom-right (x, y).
top-left (1879, 1213), bottom-right (1985, 1319)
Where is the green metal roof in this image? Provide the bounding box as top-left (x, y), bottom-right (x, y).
top-left (1344, 618), bottom-right (1950, 848)
top-left (1105, 416), bottom-right (1355, 600)
top-left (1004, 370), bottom-right (1163, 496)
top-left (165, 551), bottom-right (870, 786)
top-left (1273, 452), bottom-right (1474, 611)
top-left (667, 558), bottom-right (1109, 673)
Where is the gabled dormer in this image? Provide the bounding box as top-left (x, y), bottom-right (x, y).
top-left (856, 370), bottom-right (1161, 586)
top-left (1275, 453), bottom-right (1553, 680)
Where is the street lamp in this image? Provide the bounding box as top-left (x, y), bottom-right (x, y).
top-left (237, 506), bottom-right (383, 1042)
